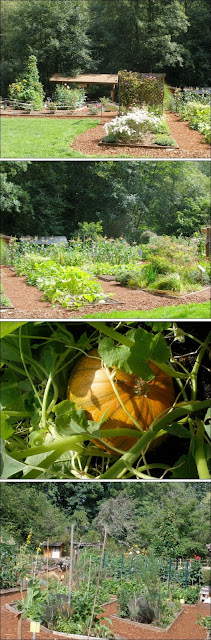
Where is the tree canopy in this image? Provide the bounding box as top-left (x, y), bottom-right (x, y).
top-left (1, 161), bottom-right (210, 240)
top-left (1, 482), bottom-right (210, 559)
top-left (1, 0), bottom-right (210, 96)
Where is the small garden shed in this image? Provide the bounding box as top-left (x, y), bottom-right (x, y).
top-left (42, 541), bottom-right (63, 559)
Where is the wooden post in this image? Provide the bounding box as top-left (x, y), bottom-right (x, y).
top-left (87, 526), bottom-right (107, 640)
top-left (68, 524), bottom-right (74, 608)
top-left (46, 538), bottom-right (49, 598)
top-left (111, 84), bottom-right (115, 102)
top-left (17, 612), bottom-right (22, 640)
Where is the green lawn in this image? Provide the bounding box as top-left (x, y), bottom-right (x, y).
top-left (1, 117), bottom-right (100, 158)
top-left (85, 301), bottom-right (210, 319)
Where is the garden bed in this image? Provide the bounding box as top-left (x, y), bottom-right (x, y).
top-left (3, 596), bottom-right (210, 640)
top-left (103, 600), bottom-right (210, 640)
top-left (1, 266), bottom-right (210, 319)
top-left (71, 111), bottom-right (211, 158)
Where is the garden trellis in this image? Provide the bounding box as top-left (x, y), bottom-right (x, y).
top-left (118, 71), bottom-right (165, 114)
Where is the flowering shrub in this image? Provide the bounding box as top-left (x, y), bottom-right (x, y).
top-left (104, 107), bottom-right (171, 143)
top-left (118, 70), bottom-right (164, 112)
top-left (9, 55), bottom-right (44, 110)
top-left (54, 85), bottom-right (86, 109)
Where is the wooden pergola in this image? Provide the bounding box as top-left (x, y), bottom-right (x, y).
top-left (50, 73), bottom-right (118, 101)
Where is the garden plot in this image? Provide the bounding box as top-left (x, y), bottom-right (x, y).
top-left (101, 108), bottom-right (178, 148)
top-left (1, 542), bottom-right (210, 640)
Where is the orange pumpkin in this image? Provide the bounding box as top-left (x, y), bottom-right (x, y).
top-left (67, 349), bottom-right (175, 452)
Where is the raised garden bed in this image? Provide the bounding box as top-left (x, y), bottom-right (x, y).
top-left (6, 601), bottom-right (113, 640)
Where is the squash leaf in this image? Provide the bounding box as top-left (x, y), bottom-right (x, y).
top-left (128, 328), bottom-right (170, 380)
top-left (0, 321), bottom-right (27, 339)
top-left (0, 441), bottom-right (28, 479)
top-left (98, 338), bottom-right (131, 373)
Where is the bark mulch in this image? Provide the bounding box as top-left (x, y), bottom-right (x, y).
top-left (71, 111), bottom-right (211, 158)
top-left (1, 267), bottom-right (210, 320)
top-left (104, 600), bottom-right (210, 640)
top-left (1, 592), bottom-right (209, 640)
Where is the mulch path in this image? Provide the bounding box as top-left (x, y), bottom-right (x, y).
top-left (104, 600), bottom-right (210, 640)
top-left (1, 592), bottom-right (209, 640)
top-left (71, 111), bottom-right (211, 158)
top-left (1, 267), bottom-right (210, 319)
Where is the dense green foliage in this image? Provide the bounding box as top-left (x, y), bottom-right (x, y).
top-left (1, 1), bottom-right (210, 97)
top-left (8, 55), bottom-right (44, 110)
top-left (1, 161), bottom-right (210, 239)
top-left (1, 321), bottom-right (211, 479)
top-left (1, 482), bottom-right (210, 555)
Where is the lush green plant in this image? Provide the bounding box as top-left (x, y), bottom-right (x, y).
top-left (0, 545), bottom-right (18, 588)
top-left (54, 85), bottom-right (86, 109)
top-left (15, 253), bottom-right (106, 308)
top-left (188, 558), bottom-right (204, 585)
top-left (172, 585), bottom-right (200, 604)
top-left (149, 273), bottom-right (181, 292)
top-left (175, 93), bottom-right (210, 143)
top-left (9, 56), bottom-right (44, 110)
top-left (1, 321), bottom-right (210, 480)
top-left (154, 134), bottom-right (177, 147)
top-left (197, 615), bottom-right (211, 629)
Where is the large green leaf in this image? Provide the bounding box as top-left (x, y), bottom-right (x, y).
top-left (0, 322), bottom-right (27, 339)
top-left (128, 328), bottom-right (170, 380)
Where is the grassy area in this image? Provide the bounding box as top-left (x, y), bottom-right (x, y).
top-left (85, 301), bottom-right (210, 319)
top-left (1, 117), bottom-right (100, 158)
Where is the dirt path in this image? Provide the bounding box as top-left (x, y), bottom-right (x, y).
top-left (104, 600), bottom-right (209, 640)
top-left (1, 592), bottom-right (209, 640)
top-left (1, 267), bottom-right (210, 319)
top-left (71, 111), bottom-right (210, 158)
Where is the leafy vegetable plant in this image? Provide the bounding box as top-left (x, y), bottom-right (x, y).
top-left (1, 321), bottom-right (210, 480)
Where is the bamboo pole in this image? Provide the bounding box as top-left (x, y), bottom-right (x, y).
top-left (87, 555), bottom-right (92, 594)
top-left (87, 527), bottom-right (107, 640)
top-left (68, 524), bottom-right (74, 608)
top-left (46, 538), bottom-right (49, 599)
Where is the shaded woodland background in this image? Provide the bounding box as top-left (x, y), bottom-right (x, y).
top-left (1, 0), bottom-right (210, 97)
top-left (1, 161), bottom-right (210, 240)
top-left (1, 483), bottom-right (210, 558)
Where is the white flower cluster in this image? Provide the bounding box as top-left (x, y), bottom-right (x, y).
top-left (105, 107), bottom-right (164, 139)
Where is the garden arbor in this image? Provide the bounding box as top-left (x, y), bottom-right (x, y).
top-left (50, 73), bottom-right (118, 101)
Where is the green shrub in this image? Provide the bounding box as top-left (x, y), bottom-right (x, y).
top-left (172, 585), bottom-right (200, 604)
top-left (9, 55), bottom-right (44, 110)
top-left (154, 134), bottom-right (177, 147)
top-left (150, 273), bottom-right (181, 292)
top-left (128, 596), bottom-right (155, 623)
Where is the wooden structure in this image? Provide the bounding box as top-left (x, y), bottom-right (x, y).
top-left (202, 226), bottom-right (211, 259)
top-left (50, 73), bottom-right (118, 101)
top-left (20, 235), bottom-right (68, 246)
top-left (42, 541), bottom-right (63, 559)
